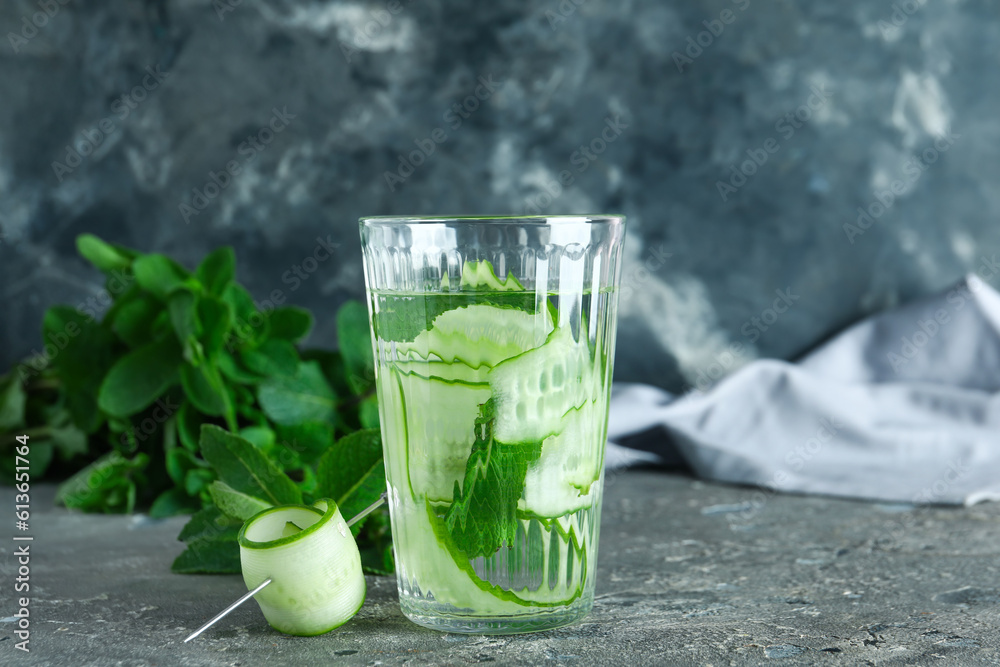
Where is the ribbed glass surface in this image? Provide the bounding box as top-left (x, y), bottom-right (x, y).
top-left (360, 216), bottom-right (624, 633)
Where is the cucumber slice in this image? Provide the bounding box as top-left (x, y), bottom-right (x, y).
top-left (520, 402), bottom-right (605, 518)
top-left (458, 260), bottom-right (525, 291)
top-left (395, 370), bottom-right (491, 502)
top-left (392, 359), bottom-right (489, 384)
top-left (499, 509), bottom-right (594, 605)
top-left (375, 367), bottom-right (409, 504)
top-left (395, 304), bottom-right (553, 368)
top-left (488, 327), bottom-right (598, 443)
top-left (389, 499), bottom-right (590, 613)
top-left (393, 500), bottom-right (533, 614)
top-left (238, 501), bottom-right (365, 636)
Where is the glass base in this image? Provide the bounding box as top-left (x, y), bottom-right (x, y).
top-left (399, 593), bottom-right (594, 635)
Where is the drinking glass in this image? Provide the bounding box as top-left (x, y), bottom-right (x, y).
top-left (359, 215), bottom-right (626, 633)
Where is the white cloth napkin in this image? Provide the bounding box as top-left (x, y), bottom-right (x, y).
top-left (606, 274), bottom-right (1000, 506)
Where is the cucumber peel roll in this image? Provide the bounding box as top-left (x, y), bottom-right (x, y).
top-left (238, 500), bottom-right (366, 636)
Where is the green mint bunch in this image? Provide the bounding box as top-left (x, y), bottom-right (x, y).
top-left (0, 235), bottom-right (392, 574)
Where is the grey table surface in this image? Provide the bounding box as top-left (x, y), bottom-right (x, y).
top-left (2, 470), bottom-right (998, 667)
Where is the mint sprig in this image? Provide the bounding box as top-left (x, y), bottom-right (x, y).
top-left (444, 399), bottom-right (544, 559)
top-left (0, 234), bottom-right (392, 575)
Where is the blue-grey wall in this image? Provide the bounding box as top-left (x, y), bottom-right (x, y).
top-left (1, 0), bottom-right (997, 392)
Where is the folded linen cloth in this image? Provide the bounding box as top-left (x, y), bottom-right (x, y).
top-left (605, 274), bottom-right (1000, 506)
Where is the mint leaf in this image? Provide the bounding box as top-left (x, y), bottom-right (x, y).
top-left (241, 339), bottom-right (298, 377)
top-left (444, 400), bottom-right (544, 559)
top-left (178, 505), bottom-right (241, 542)
top-left (218, 351), bottom-right (264, 384)
top-left (185, 467), bottom-right (216, 497)
top-left (195, 246), bottom-right (235, 296)
top-left (171, 533), bottom-right (241, 574)
top-left (76, 234), bottom-right (134, 273)
top-left (172, 504), bottom-right (242, 573)
top-left (196, 296), bottom-right (233, 358)
top-left (359, 395), bottom-right (380, 429)
top-left (257, 361), bottom-right (336, 426)
top-left (199, 425), bottom-right (301, 505)
top-left (238, 425), bottom-right (277, 453)
top-left (315, 429), bottom-right (385, 532)
top-left (175, 401), bottom-right (204, 452)
top-left (222, 283), bottom-right (264, 345)
top-left (208, 480), bottom-right (272, 521)
top-left (109, 296), bottom-right (160, 347)
top-left (336, 301), bottom-right (375, 394)
top-left (43, 307), bottom-right (117, 433)
top-left (267, 307), bottom-right (314, 342)
top-left (150, 488), bottom-right (200, 518)
top-left (275, 421), bottom-right (334, 467)
top-left (0, 373), bottom-right (26, 431)
top-left (55, 452), bottom-right (149, 513)
top-left (300, 349), bottom-right (353, 398)
top-left (98, 335), bottom-right (182, 417)
top-left (168, 290), bottom-right (203, 363)
top-left (179, 363), bottom-right (229, 418)
top-left (165, 446), bottom-right (208, 486)
top-left (133, 254), bottom-right (190, 299)
top-left (47, 424), bottom-right (88, 459)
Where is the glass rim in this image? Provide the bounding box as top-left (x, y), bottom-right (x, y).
top-left (360, 214), bottom-right (624, 226)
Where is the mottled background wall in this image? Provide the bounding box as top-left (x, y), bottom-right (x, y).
top-left (1, 0), bottom-right (997, 392)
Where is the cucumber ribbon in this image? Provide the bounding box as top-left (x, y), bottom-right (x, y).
top-left (237, 499), bottom-right (366, 636)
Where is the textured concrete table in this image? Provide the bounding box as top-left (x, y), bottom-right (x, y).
top-left (3, 471), bottom-right (998, 666)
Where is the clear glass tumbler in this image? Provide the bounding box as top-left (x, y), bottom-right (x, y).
top-left (359, 215), bottom-right (626, 634)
